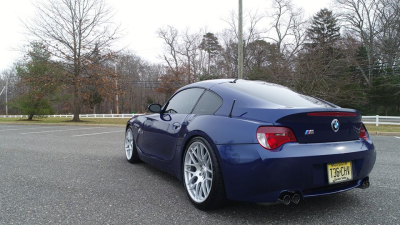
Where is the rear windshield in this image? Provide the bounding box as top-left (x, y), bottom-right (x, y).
top-left (222, 81), bottom-right (334, 108)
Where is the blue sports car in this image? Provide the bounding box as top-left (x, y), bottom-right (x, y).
top-left (124, 79), bottom-right (376, 210)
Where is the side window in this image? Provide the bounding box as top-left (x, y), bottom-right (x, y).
top-left (192, 91), bottom-right (223, 115)
top-left (164, 88), bottom-right (204, 114)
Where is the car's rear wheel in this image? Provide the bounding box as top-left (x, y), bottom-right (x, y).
top-left (183, 137), bottom-right (226, 210)
top-left (125, 126), bottom-right (140, 163)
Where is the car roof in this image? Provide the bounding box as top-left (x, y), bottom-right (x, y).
top-left (178, 79), bottom-right (233, 90)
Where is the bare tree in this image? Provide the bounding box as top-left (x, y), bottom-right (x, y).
top-left (375, 0), bottom-right (400, 75)
top-left (222, 10), bottom-right (264, 47)
top-left (116, 52), bottom-right (164, 113)
top-left (157, 26), bottom-right (180, 74)
top-left (23, 0), bottom-right (121, 121)
top-left (335, 0), bottom-right (380, 86)
top-left (221, 9), bottom-right (264, 78)
top-left (219, 31), bottom-right (238, 78)
top-left (264, 0), bottom-right (307, 61)
top-left (176, 28), bottom-right (203, 83)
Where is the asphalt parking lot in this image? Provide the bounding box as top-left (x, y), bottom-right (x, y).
top-left (0, 124), bottom-right (399, 224)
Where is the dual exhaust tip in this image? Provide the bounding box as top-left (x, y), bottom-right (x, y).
top-left (360, 179), bottom-right (370, 189)
top-left (279, 178), bottom-right (370, 205)
top-left (279, 192), bottom-right (301, 205)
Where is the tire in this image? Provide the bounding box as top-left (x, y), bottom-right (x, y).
top-left (183, 137), bottom-right (226, 210)
top-left (125, 126), bottom-right (141, 163)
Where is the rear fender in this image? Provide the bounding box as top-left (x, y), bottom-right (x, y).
top-left (177, 115), bottom-right (270, 183)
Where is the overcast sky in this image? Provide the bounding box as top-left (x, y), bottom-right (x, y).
top-left (0, 0), bottom-right (332, 73)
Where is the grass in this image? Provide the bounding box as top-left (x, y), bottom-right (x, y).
top-left (365, 124), bottom-right (400, 133)
top-left (1, 117), bottom-right (400, 132)
top-left (0, 116), bottom-right (127, 125)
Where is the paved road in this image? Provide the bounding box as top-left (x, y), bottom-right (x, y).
top-left (0, 124), bottom-right (399, 224)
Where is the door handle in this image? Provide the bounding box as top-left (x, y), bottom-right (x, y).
top-left (173, 122), bottom-right (181, 130)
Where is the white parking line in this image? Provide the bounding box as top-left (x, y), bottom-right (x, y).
top-left (377, 185), bottom-right (399, 190)
top-left (20, 127), bottom-right (105, 134)
top-left (395, 136), bottom-right (400, 139)
top-left (0, 126), bottom-right (65, 132)
top-left (72, 130), bottom-right (123, 137)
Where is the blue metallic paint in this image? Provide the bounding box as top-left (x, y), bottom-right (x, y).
top-left (126, 79), bottom-right (376, 203)
top-left (214, 140), bottom-right (375, 202)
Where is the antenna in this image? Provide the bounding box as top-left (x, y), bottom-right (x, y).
top-left (230, 78), bottom-right (238, 83)
top-left (228, 99), bottom-right (236, 118)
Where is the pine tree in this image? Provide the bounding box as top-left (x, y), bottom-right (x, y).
top-left (307, 8), bottom-right (340, 48)
top-left (305, 8), bottom-right (342, 68)
top-left (199, 33), bottom-right (222, 74)
top-left (10, 42), bottom-right (61, 120)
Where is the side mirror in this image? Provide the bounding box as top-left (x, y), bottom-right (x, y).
top-left (148, 104), bottom-right (162, 113)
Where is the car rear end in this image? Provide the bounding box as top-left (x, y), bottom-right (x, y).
top-left (212, 80), bottom-right (376, 204)
top-left (256, 111), bottom-right (374, 203)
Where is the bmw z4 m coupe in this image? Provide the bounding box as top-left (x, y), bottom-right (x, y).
top-left (124, 79), bottom-right (376, 210)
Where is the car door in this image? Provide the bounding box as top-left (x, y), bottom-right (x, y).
top-left (139, 88), bottom-right (205, 161)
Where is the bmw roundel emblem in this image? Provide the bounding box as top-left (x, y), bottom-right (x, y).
top-left (331, 119), bottom-right (340, 132)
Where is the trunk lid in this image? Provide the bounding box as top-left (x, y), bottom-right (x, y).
top-left (275, 110), bottom-right (362, 143)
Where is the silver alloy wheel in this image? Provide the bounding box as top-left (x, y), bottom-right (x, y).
top-left (125, 128), bottom-right (133, 160)
top-left (184, 141), bottom-right (213, 203)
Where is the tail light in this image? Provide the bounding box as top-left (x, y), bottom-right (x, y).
top-left (307, 112), bottom-right (357, 117)
top-left (257, 127), bottom-right (297, 150)
top-left (360, 123), bottom-right (369, 141)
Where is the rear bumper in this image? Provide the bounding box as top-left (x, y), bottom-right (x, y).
top-left (216, 140), bottom-right (376, 203)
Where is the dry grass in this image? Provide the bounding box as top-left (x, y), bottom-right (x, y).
top-left (365, 124), bottom-right (400, 133)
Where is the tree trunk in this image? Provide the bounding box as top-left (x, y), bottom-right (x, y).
top-left (28, 114), bottom-right (34, 120)
top-left (72, 83), bottom-right (81, 122)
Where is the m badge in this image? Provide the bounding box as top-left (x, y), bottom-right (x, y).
top-left (305, 130), bottom-right (314, 135)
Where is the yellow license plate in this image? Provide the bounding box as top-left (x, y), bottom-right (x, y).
top-left (327, 161), bottom-right (353, 184)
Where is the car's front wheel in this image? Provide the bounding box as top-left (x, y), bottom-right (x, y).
top-left (125, 126), bottom-right (141, 163)
top-left (183, 137), bottom-right (226, 210)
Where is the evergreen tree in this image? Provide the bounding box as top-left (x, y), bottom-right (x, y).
top-left (199, 33), bottom-right (222, 74)
top-left (294, 8), bottom-right (367, 107)
top-left (10, 42), bottom-right (61, 120)
top-left (307, 8), bottom-right (341, 48)
top-left (305, 8), bottom-right (343, 70)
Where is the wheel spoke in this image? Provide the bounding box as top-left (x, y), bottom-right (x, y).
top-left (195, 182), bottom-right (201, 199)
top-left (201, 181), bottom-right (207, 198)
top-left (202, 147), bottom-right (208, 162)
top-left (191, 151), bottom-right (198, 163)
top-left (189, 151), bottom-right (197, 164)
top-left (205, 156), bottom-right (211, 166)
top-left (206, 180), bottom-right (211, 193)
top-left (187, 175), bottom-right (196, 185)
top-left (188, 183), bottom-right (196, 190)
top-left (184, 168), bottom-right (196, 174)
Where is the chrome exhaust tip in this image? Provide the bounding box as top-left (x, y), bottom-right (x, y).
top-left (292, 193), bottom-right (301, 204)
top-left (361, 180), bottom-right (370, 189)
top-left (279, 194), bottom-right (291, 205)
